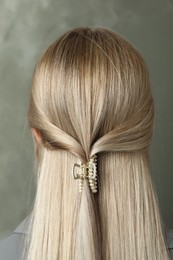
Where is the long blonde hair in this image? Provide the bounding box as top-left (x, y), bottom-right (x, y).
top-left (21, 26), bottom-right (171, 259)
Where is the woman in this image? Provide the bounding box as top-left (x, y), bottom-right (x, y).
top-left (0, 26), bottom-right (172, 260)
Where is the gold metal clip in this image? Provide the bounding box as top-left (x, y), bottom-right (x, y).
top-left (72, 155), bottom-right (98, 193)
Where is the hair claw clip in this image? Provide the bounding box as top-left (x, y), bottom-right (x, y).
top-left (72, 154), bottom-right (98, 193)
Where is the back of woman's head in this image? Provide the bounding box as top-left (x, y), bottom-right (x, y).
top-left (23, 27), bottom-right (170, 260)
top-left (29, 26), bottom-right (154, 161)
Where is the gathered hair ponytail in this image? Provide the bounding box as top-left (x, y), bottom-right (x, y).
top-left (21, 26), bottom-right (171, 259)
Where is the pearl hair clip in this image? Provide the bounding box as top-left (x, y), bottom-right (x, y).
top-left (72, 154), bottom-right (98, 193)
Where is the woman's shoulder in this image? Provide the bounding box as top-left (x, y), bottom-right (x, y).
top-left (0, 216), bottom-right (29, 260)
top-left (167, 227), bottom-right (173, 258)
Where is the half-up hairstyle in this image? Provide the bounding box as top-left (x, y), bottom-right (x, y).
top-left (21, 26), bottom-right (171, 259)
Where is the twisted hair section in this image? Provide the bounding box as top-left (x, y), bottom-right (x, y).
top-left (21, 27), bottom-right (171, 259)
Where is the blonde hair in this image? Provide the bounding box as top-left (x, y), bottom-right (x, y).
top-left (21, 26), bottom-right (171, 259)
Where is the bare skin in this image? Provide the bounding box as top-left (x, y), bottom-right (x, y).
top-left (31, 128), bottom-right (42, 144)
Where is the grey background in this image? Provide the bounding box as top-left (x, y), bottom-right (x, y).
top-left (0, 0), bottom-right (172, 239)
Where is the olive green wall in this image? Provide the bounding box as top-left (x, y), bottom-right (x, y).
top-left (0, 0), bottom-right (172, 239)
